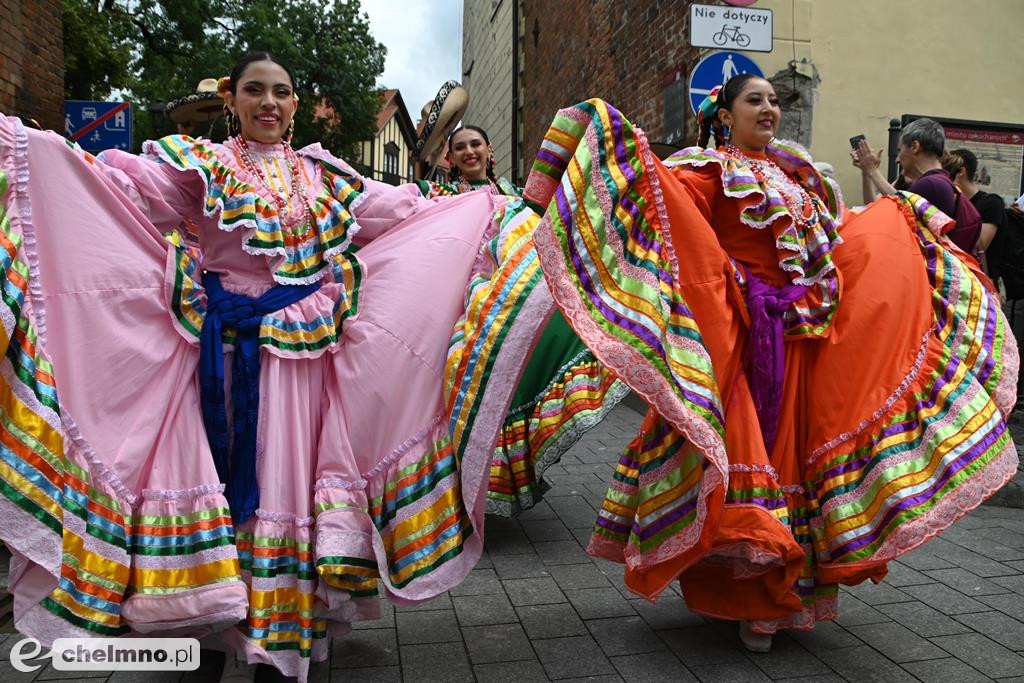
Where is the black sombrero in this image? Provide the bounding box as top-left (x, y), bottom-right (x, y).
top-left (415, 80), bottom-right (469, 162)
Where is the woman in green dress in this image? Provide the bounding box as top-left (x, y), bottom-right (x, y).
top-left (416, 125), bottom-right (519, 198)
top-left (422, 125), bottom-right (629, 515)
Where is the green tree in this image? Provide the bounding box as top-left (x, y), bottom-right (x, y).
top-left (63, 0), bottom-right (136, 100)
top-left (63, 0), bottom-right (386, 156)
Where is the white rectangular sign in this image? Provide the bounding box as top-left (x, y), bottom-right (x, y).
top-left (689, 3), bottom-right (773, 53)
top-left (50, 638), bottom-right (201, 671)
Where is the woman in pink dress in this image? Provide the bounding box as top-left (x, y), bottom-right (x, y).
top-left (0, 52), bottom-right (525, 681)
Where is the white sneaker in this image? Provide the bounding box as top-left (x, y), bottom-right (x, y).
top-left (739, 620), bottom-right (773, 653)
top-left (219, 654), bottom-right (257, 683)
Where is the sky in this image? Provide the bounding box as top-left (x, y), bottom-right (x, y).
top-left (360, 0), bottom-right (463, 126)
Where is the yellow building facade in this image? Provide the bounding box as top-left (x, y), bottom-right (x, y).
top-left (748, 0), bottom-right (1024, 202)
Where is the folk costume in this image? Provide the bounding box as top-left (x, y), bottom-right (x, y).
top-left (518, 99), bottom-right (1018, 631)
top-left (416, 171), bottom-right (628, 516)
top-left (0, 115), bottom-right (531, 680)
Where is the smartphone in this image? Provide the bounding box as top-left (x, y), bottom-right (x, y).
top-left (849, 134), bottom-right (866, 149)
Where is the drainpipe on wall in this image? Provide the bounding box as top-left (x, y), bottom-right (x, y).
top-left (511, 0), bottom-right (521, 186)
top-left (887, 118), bottom-right (902, 183)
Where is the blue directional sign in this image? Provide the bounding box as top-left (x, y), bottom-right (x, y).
top-left (64, 100), bottom-right (132, 152)
top-left (688, 51), bottom-right (764, 114)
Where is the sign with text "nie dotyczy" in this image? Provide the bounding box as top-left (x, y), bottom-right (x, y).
top-left (689, 3), bottom-right (773, 53)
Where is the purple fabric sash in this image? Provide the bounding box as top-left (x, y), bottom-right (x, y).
top-left (745, 272), bottom-right (808, 453)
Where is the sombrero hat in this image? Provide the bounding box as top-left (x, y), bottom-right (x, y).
top-left (415, 80), bottom-right (469, 161)
top-left (165, 78), bottom-right (223, 124)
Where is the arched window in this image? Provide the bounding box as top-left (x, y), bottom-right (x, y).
top-left (383, 141), bottom-right (400, 185)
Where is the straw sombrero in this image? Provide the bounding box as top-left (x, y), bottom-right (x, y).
top-left (165, 78), bottom-right (223, 124)
top-left (415, 80), bottom-right (469, 161)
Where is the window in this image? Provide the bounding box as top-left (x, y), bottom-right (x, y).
top-left (384, 142), bottom-right (399, 175)
top-left (383, 142), bottom-right (400, 185)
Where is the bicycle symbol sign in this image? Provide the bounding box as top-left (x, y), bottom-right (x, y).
top-left (689, 3), bottom-right (773, 53)
top-left (714, 25), bottom-right (751, 48)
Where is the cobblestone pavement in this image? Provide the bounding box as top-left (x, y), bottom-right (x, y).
top-left (3, 402), bottom-right (1024, 682)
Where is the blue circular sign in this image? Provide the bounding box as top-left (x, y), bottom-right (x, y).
top-left (688, 51), bottom-right (765, 114)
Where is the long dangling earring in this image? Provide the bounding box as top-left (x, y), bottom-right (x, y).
top-left (283, 119), bottom-right (295, 144)
top-left (486, 155), bottom-right (496, 181)
top-left (224, 107), bottom-right (239, 138)
top-left (447, 153), bottom-right (461, 181)
top-left (723, 123), bottom-right (731, 145)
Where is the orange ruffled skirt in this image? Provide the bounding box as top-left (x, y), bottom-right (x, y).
top-left (527, 99), bottom-right (1019, 632)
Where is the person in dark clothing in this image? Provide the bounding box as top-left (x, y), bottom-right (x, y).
top-left (948, 148), bottom-right (1005, 253)
top-left (852, 119), bottom-right (985, 253)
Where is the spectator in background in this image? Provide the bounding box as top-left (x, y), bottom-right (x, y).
top-left (812, 160), bottom-right (836, 180)
top-left (947, 148), bottom-right (1005, 253)
top-left (851, 118), bottom-right (955, 215)
top-left (852, 119), bottom-right (983, 253)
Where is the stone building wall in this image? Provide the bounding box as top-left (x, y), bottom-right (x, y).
top-left (461, 0), bottom-right (517, 180)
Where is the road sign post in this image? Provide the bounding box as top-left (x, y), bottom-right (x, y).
top-left (64, 101), bottom-right (133, 153)
top-left (689, 3), bottom-right (773, 53)
top-left (688, 51), bottom-right (765, 114)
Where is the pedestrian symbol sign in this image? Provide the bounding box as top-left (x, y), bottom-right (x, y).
top-left (688, 51), bottom-right (765, 114)
top-left (64, 100), bottom-right (132, 153)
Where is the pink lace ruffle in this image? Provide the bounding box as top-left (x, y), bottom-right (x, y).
top-left (728, 463), bottom-right (781, 481)
top-left (139, 483), bottom-right (225, 501)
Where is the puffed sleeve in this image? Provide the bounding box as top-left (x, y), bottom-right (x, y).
top-left (351, 178), bottom-right (430, 244)
top-left (302, 143), bottom-right (432, 245)
top-left (97, 147), bottom-right (206, 232)
top-left (668, 163), bottom-right (719, 224)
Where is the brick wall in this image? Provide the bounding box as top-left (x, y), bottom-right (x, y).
top-left (0, 0), bottom-right (64, 131)
top-left (520, 0), bottom-right (700, 169)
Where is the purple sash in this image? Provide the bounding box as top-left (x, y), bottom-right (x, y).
top-left (745, 272), bottom-right (808, 453)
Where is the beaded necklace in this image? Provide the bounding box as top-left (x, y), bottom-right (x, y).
top-left (725, 144), bottom-right (818, 230)
top-left (454, 176), bottom-right (499, 195)
top-left (230, 135), bottom-right (315, 237)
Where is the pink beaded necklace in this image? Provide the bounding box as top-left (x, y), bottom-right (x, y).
top-left (230, 135), bottom-right (314, 237)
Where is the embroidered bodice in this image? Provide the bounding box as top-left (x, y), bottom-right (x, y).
top-left (95, 134), bottom-right (427, 358)
top-left (136, 135), bottom-right (366, 287)
top-left (663, 140), bottom-right (846, 339)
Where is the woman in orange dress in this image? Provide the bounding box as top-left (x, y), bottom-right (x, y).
top-left (521, 75), bottom-right (1018, 651)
